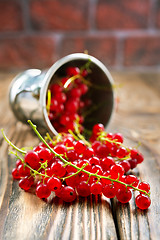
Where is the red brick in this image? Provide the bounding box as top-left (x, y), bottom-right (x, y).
top-left (60, 36), bottom-right (117, 66)
top-left (124, 36), bottom-right (160, 66)
top-left (0, 36), bottom-right (55, 70)
top-left (0, 1), bottom-right (23, 31)
top-left (96, 0), bottom-right (150, 29)
top-left (155, 1), bottom-right (160, 28)
top-left (30, 0), bottom-right (89, 30)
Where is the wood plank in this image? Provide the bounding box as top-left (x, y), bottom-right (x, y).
top-left (0, 137), bottom-right (118, 240)
top-left (0, 72), bottom-right (160, 240)
top-left (0, 72), bottom-right (118, 239)
top-left (110, 72), bottom-right (160, 240)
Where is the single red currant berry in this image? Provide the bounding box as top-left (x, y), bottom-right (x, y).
top-left (65, 172), bottom-right (80, 188)
top-left (38, 148), bottom-right (53, 163)
top-left (24, 151), bottom-right (40, 170)
top-left (130, 148), bottom-right (139, 159)
top-left (110, 164), bottom-right (125, 179)
top-left (53, 144), bottom-right (67, 155)
top-left (90, 182), bottom-right (103, 195)
top-left (89, 156), bottom-right (100, 166)
top-left (74, 140), bottom-right (86, 155)
top-left (79, 83), bottom-right (88, 95)
top-left (66, 161), bottom-right (78, 173)
top-left (65, 100), bottom-right (79, 113)
top-left (60, 114), bottom-right (70, 125)
top-left (110, 144), bottom-right (118, 157)
top-left (70, 88), bottom-right (82, 98)
top-left (63, 135), bottom-right (74, 147)
top-left (113, 133), bottom-right (124, 143)
top-left (60, 186), bottom-right (77, 202)
top-left (17, 164), bottom-right (31, 177)
top-left (95, 144), bottom-right (110, 158)
top-left (19, 176), bottom-right (34, 191)
top-left (50, 83), bottom-right (62, 94)
top-left (92, 123), bottom-right (105, 136)
top-left (81, 69), bottom-right (88, 77)
top-left (128, 159), bottom-right (137, 169)
top-left (102, 184), bottom-right (117, 198)
top-left (16, 159), bottom-right (22, 168)
top-left (55, 92), bottom-right (67, 103)
top-left (66, 66), bottom-right (80, 76)
top-left (116, 188), bottom-right (132, 203)
top-left (125, 175), bottom-right (139, 188)
top-left (101, 156), bottom-right (115, 171)
top-left (55, 185), bottom-right (64, 198)
top-left (101, 171), bottom-right (111, 186)
top-left (66, 150), bottom-right (78, 162)
top-left (91, 165), bottom-right (103, 175)
top-left (83, 147), bottom-right (94, 159)
top-left (119, 160), bottom-right (131, 173)
top-left (138, 181), bottom-right (150, 193)
top-left (12, 167), bottom-right (21, 180)
top-left (76, 181), bottom-right (90, 197)
top-left (36, 183), bottom-right (51, 199)
top-left (106, 133), bottom-right (113, 139)
top-left (47, 177), bottom-right (62, 191)
top-left (51, 161), bottom-right (66, 178)
top-left (77, 160), bottom-right (91, 171)
top-left (50, 98), bottom-right (58, 112)
top-left (135, 194), bottom-right (151, 210)
top-left (116, 147), bottom-right (128, 158)
top-left (136, 153), bottom-right (144, 164)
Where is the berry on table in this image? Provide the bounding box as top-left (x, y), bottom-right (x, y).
top-left (135, 194), bottom-right (151, 210)
top-left (5, 119), bottom-right (151, 210)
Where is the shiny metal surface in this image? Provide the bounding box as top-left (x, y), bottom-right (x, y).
top-left (9, 53), bottom-right (115, 136)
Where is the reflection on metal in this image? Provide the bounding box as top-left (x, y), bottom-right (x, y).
top-left (9, 53), bottom-right (115, 136)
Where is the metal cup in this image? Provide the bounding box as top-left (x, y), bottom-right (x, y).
top-left (9, 53), bottom-right (115, 136)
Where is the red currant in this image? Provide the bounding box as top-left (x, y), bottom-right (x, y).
top-left (135, 194), bottom-right (151, 210)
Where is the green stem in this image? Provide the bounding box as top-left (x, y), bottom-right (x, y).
top-left (27, 120), bottom-right (150, 197)
top-left (74, 122), bottom-right (91, 147)
top-left (98, 134), bottom-right (131, 153)
top-left (64, 74), bottom-right (82, 88)
top-left (61, 163), bottom-right (88, 181)
top-left (1, 129), bottom-right (27, 155)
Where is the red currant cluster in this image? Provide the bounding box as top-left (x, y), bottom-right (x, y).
top-left (47, 66), bottom-right (91, 133)
top-left (8, 121), bottom-right (151, 210)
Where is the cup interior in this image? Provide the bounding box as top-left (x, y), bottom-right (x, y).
top-left (41, 54), bottom-right (114, 137)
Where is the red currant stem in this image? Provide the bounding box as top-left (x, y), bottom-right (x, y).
top-left (64, 74), bottom-right (82, 88)
top-left (82, 102), bottom-right (104, 118)
top-left (9, 150), bottom-right (25, 164)
top-left (98, 134), bottom-right (130, 152)
top-left (1, 129), bottom-right (27, 155)
top-left (68, 129), bottom-right (80, 141)
top-left (86, 174), bottom-right (91, 184)
top-left (66, 146), bottom-right (74, 150)
top-left (46, 89), bottom-right (51, 114)
top-left (80, 58), bottom-right (91, 73)
top-left (74, 121), bottom-right (91, 147)
top-left (114, 156), bottom-right (131, 162)
top-left (45, 133), bottom-right (57, 146)
top-left (61, 163), bottom-right (88, 181)
top-left (83, 78), bottom-right (114, 91)
top-left (27, 120), bottom-right (150, 197)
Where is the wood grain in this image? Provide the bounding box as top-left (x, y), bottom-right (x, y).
top-left (0, 72), bottom-right (160, 240)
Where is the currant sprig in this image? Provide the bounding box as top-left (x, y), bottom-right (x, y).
top-left (1, 121), bottom-right (151, 209)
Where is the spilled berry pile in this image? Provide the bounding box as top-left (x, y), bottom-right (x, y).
top-left (47, 65), bottom-right (91, 133)
top-left (2, 121), bottom-right (151, 210)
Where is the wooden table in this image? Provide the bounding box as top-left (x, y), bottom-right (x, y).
top-left (0, 71), bottom-right (160, 240)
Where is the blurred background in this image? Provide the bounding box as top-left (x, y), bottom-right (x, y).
top-left (0, 0), bottom-right (160, 72)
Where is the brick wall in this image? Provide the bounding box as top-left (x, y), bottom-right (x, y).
top-left (0, 0), bottom-right (160, 71)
